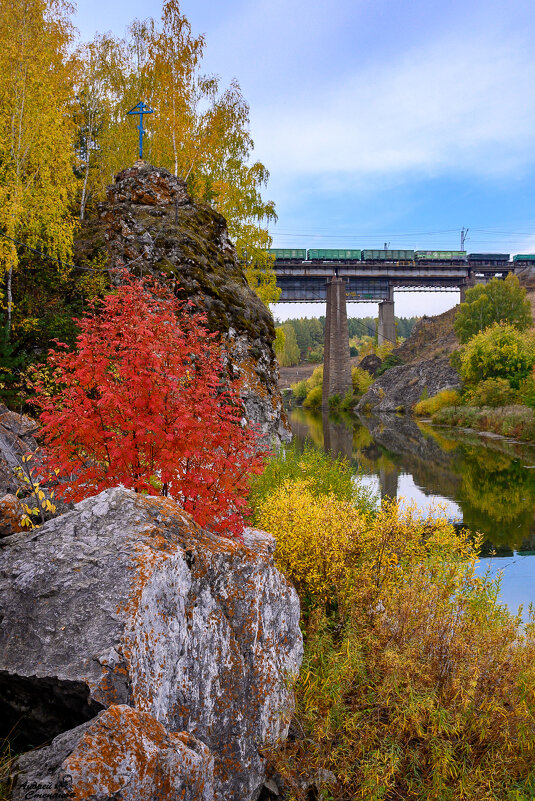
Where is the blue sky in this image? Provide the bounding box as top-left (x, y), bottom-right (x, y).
top-left (73, 0), bottom-right (535, 320)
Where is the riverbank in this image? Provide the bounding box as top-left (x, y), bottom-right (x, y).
top-left (429, 404), bottom-right (535, 443)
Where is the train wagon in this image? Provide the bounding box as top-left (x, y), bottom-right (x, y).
top-left (415, 251), bottom-right (467, 261)
top-left (266, 249), bottom-right (307, 260)
top-left (468, 253), bottom-right (510, 262)
top-left (307, 249), bottom-right (362, 260)
top-left (362, 249), bottom-right (415, 261)
top-left (513, 254), bottom-right (535, 264)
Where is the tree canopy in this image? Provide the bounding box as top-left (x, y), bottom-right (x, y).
top-left (454, 275), bottom-right (532, 344)
top-left (34, 276), bottom-right (263, 535)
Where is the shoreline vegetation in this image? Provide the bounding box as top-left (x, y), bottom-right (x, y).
top-left (249, 443), bottom-right (535, 801)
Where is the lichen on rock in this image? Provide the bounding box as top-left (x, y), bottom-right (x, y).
top-left (0, 486), bottom-right (303, 801)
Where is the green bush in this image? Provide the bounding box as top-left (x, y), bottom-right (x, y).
top-left (248, 440), bottom-right (376, 521)
top-left (306, 365), bottom-right (323, 390)
top-left (303, 384), bottom-right (323, 410)
top-left (454, 274), bottom-right (532, 343)
top-left (413, 388), bottom-right (461, 415)
top-left (375, 353), bottom-right (402, 376)
top-left (465, 377), bottom-right (518, 407)
top-left (351, 366), bottom-right (373, 398)
top-left (291, 379), bottom-right (308, 400)
top-left (519, 375), bottom-right (535, 409)
top-left (459, 322), bottom-right (535, 389)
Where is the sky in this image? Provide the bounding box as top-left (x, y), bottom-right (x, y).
top-left (73, 0), bottom-right (535, 321)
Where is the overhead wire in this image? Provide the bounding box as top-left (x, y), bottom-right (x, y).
top-left (0, 229), bottom-right (144, 273)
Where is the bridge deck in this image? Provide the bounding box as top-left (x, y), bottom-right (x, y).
top-left (273, 259), bottom-right (513, 302)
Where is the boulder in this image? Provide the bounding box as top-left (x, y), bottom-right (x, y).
top-left (0, 494), bottom-right (25, 537)
top-left (356, 356), bottom-right (461, 414)
top-left (12, 705), bottom-right (214, 801)
top-left (358, 353), bottom-right (382, 376)
top-left (76, 161), bottom-right (290, 447)
top-left (0, 487), bottom-right (302, 801)
top-left (0, 404), bottom-right (38, 496)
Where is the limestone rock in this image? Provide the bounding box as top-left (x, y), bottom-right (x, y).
top-left (0, 494), bottom-right (25, 537)
top-left (356, 356), bottom-right (461, 414)
top-left (0, 404), bottom-right (38, 496)
top-left (76, 161), bottom-right (290, 447)
top-left (12, 705), bottom-right (214, 801)
top-left (0, 487), bottom-right (302, 801)
top-left (358, 353), bottom-right (382, 376)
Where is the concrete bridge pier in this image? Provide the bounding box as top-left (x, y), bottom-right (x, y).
top-left (323, 277), bottom-right (352, 407)
top-left (378, 300), bottom-right (396, 347)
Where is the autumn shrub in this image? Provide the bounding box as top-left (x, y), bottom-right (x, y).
top-left (33, 276), bottom-right (263, 536)
top-left (375, 352), bottom-right (402, 376)
top-left (291, 379), bottom-right (308, 401)
top-left (413, 388), bottom-right (461, 415)
top-left (351, 366), bottom-right (373, 398)
top-left (303, 384), bottom-right (323, 410)
top-left (518, 375), bottom-right (535, 409)
top-left (454, 274), bottom-right (532, 343)
top-left (459, 322), bottom-right (535, 389)
top-left (306, 365), bottom-right (323, 390)
top-left (464, 376), bottom-right (518, 407)
top-left (260, 492), bottom-right (535, 800)
top-left (249, 441), bottom-right (375, 520)
top-left (256, 480), bottom-right (365, 608)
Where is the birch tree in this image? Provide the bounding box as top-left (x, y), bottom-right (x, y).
top-left (0, 0), bottom-right (76, 338)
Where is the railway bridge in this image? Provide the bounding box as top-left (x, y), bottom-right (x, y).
top-left (273, 255), bottom-right (514, 406)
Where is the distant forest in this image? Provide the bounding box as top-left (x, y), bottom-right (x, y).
top-left (275, 315), bottom-right (420, 365)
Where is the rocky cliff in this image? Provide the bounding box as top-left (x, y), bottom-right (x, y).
top-left (357, 307), bottom-right (462, 413)
top-left (76, 161), bottom-right (289, 447)
top-left (0, 487), bottom-right (303, 800)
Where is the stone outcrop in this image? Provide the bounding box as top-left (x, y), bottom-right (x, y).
top-left (356, 356), bottom-right (461, 414)
top-left (0, 487), bottom-right (303, 801)
top-left (0, 403), bottom-right (38, 496)
top-left (76, 161), bottom-right (290, 447)
top-left (12, 705), bottom-right (214, 801)
top-left (358, 353), bottom-right (382, 376)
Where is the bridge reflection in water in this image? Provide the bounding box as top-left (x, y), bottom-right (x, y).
top-left (289, 406), bottom-right (535, 554)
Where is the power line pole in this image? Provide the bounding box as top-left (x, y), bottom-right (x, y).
top-left (461, 227), bottom-right (469, 250)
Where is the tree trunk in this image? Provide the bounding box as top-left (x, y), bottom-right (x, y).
top-left (6, 263), bottom-right (13, 342)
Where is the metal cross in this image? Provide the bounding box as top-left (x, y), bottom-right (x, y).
top-left (126, 101), bottom-right (154, 160)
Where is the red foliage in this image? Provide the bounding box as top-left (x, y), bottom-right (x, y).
top-left (34, 276), bottom-right (264, 536)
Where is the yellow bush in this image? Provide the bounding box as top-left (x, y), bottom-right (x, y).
top-left (413, 388), bottom-right (461, 416)
top-left (306, 365), bottom-right (323, 391)
top-left (260, 486), bottom-right (535, 800)
top-left (351, 366), bottom-right (373, 397)
top-left (256, 480), bottom-right (364, 607)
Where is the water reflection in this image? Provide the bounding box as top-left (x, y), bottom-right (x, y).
top-left (289, 407), bottom-right (535, 554)
top-left (289, 407), bottom-right (535, 612)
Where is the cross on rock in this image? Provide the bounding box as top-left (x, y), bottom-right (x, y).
top-left (126, 101), bottom-right (154, 160)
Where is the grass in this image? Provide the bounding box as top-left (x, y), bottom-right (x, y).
top-left (432, 404), bottom-right (535, 441)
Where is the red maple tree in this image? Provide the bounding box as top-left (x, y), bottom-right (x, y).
top-left (34, 276), bottom-right (264, 536)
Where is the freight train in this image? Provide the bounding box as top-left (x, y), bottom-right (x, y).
top-left (266, 248), bottom-right (532, 265)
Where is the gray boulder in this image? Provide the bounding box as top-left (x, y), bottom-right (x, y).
top-left (356, 356), bottom-right (461, 414)
top-left (0, 404), bottom-right (38, 496)
top-left (11, 705), bottom-right (214, 801)
top-left (0, 487), bottom-right (303, 801)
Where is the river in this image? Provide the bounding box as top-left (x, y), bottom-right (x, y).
top-left (288, 407), bottom-right (535, 615)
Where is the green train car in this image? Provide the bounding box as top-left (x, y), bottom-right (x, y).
top-left (468, 253), bottom-right (510, 262)
top-left (266, 249), bottom-right (307, 260)
top-left (415, 251), bottom-right (467, 261)
top-left (362, 249), bottom-right (414, 261)
top-left (513, 254), bottom-right (535, 263)
top-left (307, 249), bottom-right (362, 260)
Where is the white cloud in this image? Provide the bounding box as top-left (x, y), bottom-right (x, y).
top-left (251, 30), bottom-right (535, 179)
